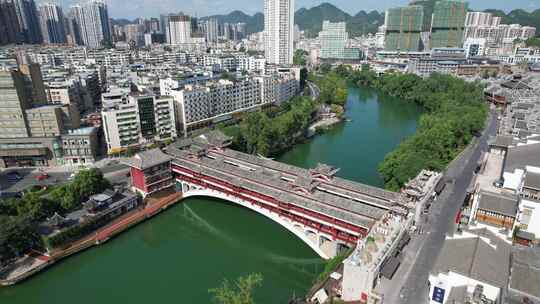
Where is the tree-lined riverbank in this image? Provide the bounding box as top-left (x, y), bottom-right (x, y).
top-left (336, 65), bottom-right (488, 190)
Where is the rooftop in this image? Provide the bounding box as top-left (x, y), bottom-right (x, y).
top-left (122, 149), bottom-right (172, 170)
top-left (505, 143), bottom-right (540, 173)
top-left (509, 247), bottom-right (540, 300)
top-left (431, 229), bottom-right (511, 288)
top-left (523, 172), bottom-right (540, 191)
top-left (65, 127), bottom-right (97, 136)
top-left (166, 132), bottom-right (408, 229)
top-left (477, 191), bottom-right (518, 217)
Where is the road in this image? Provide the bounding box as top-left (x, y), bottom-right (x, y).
top-left (383, 111), bottom-right (498, 304)
top-left (307, 81), bottom-right (320, 100)
top-left (0, 160), bottom-right (130, 193)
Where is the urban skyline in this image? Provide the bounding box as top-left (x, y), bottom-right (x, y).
top-left (49, 0), bottom-right (540, 20)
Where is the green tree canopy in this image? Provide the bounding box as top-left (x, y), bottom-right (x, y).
top-left (209, 273), bottom-right (263, 304)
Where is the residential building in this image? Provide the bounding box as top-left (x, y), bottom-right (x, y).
top-left (68, 5), bottom-right (87, 46)
top-left (0, 70), bottom-right (31, 138)
top-left (430, 0), bottom-right (468, 49)
top-left (61, 126), bottom-right (99, 165)
top-left (206, 18), bottom-right (218, 43)
top-left (319, 21), bottom-right (360, 61)
top-left (384, 6), bottom-right (424, 52)
top-left (102, 95), bottom-right (139, 153)
top-left (168, 14), bottom-right (191, 45)
top-left (81, 0), bottom-right (111, 48)
top-left (170, 77), bottom-right (265, 135)
top-left (19, 63), bottom-right (47, 105)
top-left (38, 2), bottom-right (67, 44)
top-left (101, 90), bottom-right (176, 154)
top-left (12, 0), bottom-right (42, 44)
top-left (264, 0), bottom-right (294, 65)
top-left (463, 11), bottom-right (536, 47)
top-left (463, 38), bottom-right (488, 57)
top-left (124, 24), bottom-right (144, 47)
top-left (428, 229), bottom-right (510, 304)
top-left (25, 105), bottom-right (65, 137)
top-left (0, 0), bottom-right (22, 45)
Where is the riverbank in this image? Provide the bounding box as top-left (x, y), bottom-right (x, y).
top-left (330, 66), bottom-right (488, 191)
top-left (0, 191), bottom-right (182, 286)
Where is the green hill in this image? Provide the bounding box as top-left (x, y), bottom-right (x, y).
top-left (202, 3), bottom-right (384, 37)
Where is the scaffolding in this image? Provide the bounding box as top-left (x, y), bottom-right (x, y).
top-left (430, 0), bottom-right (468, 48)
top-left (384, 5), bottom-right (424, 51)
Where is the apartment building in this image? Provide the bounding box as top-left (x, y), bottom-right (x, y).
top-left (170, 78), bottom-right (263, 135)
top-left (61, 126), bottom-right (99, 165)
top-left (101, 90), bottom-right (176, 154)
top-left (25, 105), bottom-right (64, 137)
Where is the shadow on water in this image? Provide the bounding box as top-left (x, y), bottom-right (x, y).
top-left (183, 199), bottom-right (324, 266)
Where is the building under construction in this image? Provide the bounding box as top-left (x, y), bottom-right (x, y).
top-left (384, 5), bottom-right (425, 52)
top-left (430, 0), bottom-right (468, 48)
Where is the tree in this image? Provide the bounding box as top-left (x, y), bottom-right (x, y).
top-left (293, 49), bottom-right (308, 66)
top-left (209, 273), bottom-right (263, 304)
top-left (0, 215), bottom-right (39, 264)
top-left (319, 63), bottom-right (332, 74)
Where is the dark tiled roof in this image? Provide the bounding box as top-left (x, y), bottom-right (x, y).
top-left (431, 230), bottom-right (510, 287)
top-left (122, 149), bottom-right (172, 170)
top-left (524, 172), bottom-right (540, 191)
top-left (509, 247), bottom-right (540, 299)
top-left (505, 143), bottom-right (540, 173)
top-left (477, 191), bottom-right (518, 217)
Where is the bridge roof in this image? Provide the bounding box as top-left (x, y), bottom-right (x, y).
top-left (166, 144), bottom-right (406, 229)
top-left (211, 149), bottom-right (404, 208)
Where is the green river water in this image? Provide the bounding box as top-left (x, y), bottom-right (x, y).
top-left (0, 86), bottom-right (421, 304)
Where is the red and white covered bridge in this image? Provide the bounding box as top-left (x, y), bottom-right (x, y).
top-left (142, 132), bottom-right (409, 259)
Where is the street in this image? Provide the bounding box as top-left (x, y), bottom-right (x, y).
top-left (383, 111), bottom-right (499, 304)
top-left (307, 81), bottom-right (320, 100)
top-left (0, 159), bottom-right (130, 193)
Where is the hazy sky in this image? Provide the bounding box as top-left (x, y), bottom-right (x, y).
top-left (56, 0), bottom-right (540, 19)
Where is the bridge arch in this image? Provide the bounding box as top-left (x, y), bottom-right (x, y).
top-left (179, 181), bottom-right (331, 259)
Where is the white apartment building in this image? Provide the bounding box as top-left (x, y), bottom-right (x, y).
top-left (168, 73), bottom-right (298, 136)
top-left (102, 96), bottom-right (140, 153)
top-left (101, 90), bottom-right (176, 153)
top-left (463, 38), bottom-right (487, 57)
top-left (203, 54), bottom-right (266, 73)
top-left (264, 0), bottom-right (294, 65)
top-left (170, 78), bottom-right (264, 135)
top-left (168, 14), bottom-right (191, 45)
top-left (464, 12), bottom-right (536, 46)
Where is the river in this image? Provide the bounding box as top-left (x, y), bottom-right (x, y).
top-left (0, 86), bottom-right (421, 303)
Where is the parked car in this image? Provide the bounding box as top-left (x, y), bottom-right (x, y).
top-left (6, 171), bottom-right (22, 181)
top-left (36, 173), bottom-right (49, 181)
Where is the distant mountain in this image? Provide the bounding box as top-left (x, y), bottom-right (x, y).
top-left (110, 18), bottom-right (135, 27)
top-left (200, 10), bottom-right (264, 34)
top-left (202, 3), bottom-right (384, 37)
